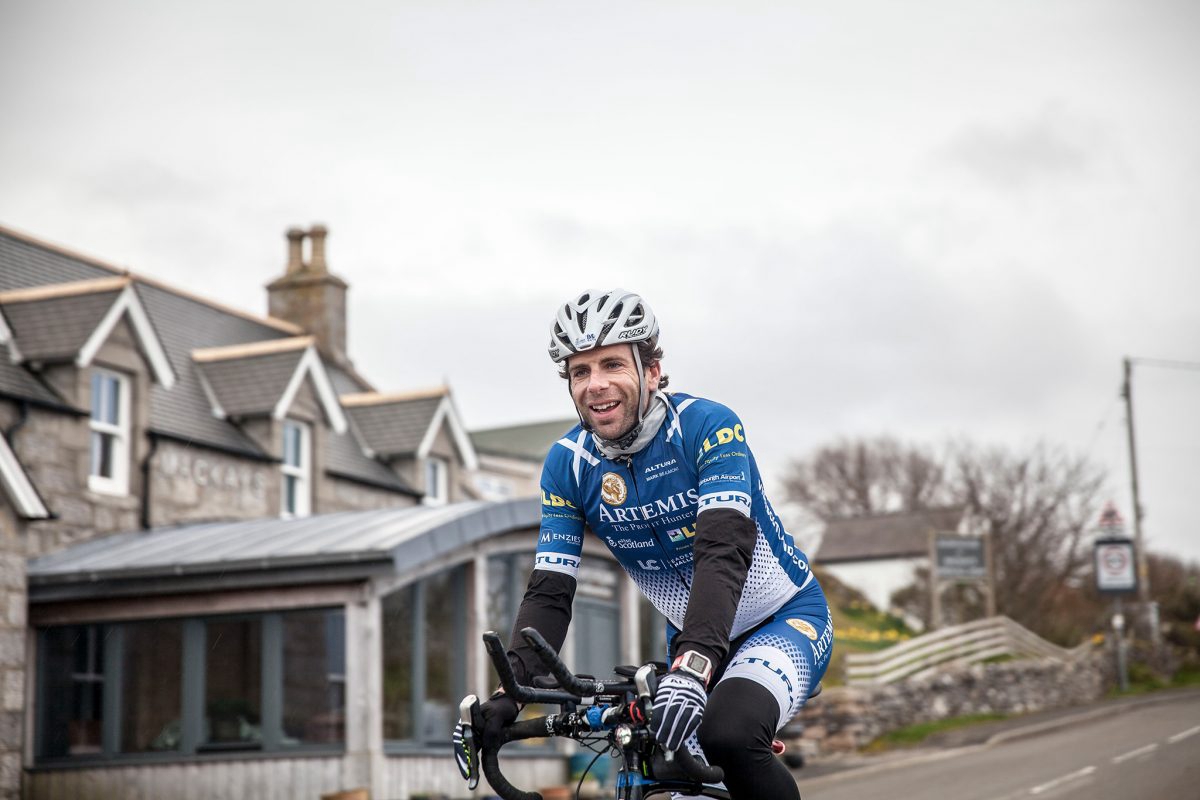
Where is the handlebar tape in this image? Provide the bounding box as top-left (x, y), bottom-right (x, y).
top-left (481, 745), bottom-right (542, 800)
top-left (481, 717), bottom-right (560, 800)
top-left (520, 627), bottom-right (606, 696)
top-left (675, 746), bottom-right (725, 784)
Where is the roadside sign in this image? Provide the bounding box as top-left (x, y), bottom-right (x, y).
top-left (1097, 502), bottom-right (1125, 534)
top-left (1094, 537), bottom-right (1137, 594)
top-left (935, 535), bottom-right (986, 580)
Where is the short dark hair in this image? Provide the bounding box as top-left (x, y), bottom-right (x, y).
top-left (559, 339), bottom-right (670, 389)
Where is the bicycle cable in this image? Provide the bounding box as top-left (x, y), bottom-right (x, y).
top-left (573, 745), bottom-right (608, 800)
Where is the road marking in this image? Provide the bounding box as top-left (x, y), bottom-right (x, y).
top-left (1112, 743), bottom-right (1157, 763)
top-left (1029, 766), bottom-right (1096, 795)
top-left (1167, 725), bottom-right (1200, 744)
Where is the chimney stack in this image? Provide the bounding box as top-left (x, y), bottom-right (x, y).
top-left (266, 224), bottom-right (350, 369)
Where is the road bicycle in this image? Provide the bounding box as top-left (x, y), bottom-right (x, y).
top-left (454, 626), bottom-right (815, 800)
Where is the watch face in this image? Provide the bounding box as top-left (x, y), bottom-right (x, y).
top-left (684, 652), bottom-right (711, 675)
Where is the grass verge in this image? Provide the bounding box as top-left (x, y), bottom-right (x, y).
top-left (860, 713), bottom-right (1009, 754)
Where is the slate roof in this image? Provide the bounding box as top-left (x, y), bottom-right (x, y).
top-left (342, 390), bottom-right (446, 457)
top-left (0, 282), bottom-right (126, 362)
top-left (195, 345), bottom-right (308, 417)
top-left (324, 429), bottom-right (410, 491)
top-left (471, 418), bottom-right (577, 462)
top-left (28, 497), bottom-right (539, 600)
top-left (0, 227), bottom-right (115, 288)
top-left (328, 362), bottom-right (373, 396)
top-left (0, 224), bottom-right (411, 489)
top-left (815, 507), bottom-right (965, 563)
top-left (0, 344), bottom-right (67, 408)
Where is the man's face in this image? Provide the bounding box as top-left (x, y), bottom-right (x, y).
top-left (567, 343), bottom-right (661, 440)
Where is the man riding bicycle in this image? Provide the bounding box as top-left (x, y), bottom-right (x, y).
top-left (469, 288), bottom-right (832, 799)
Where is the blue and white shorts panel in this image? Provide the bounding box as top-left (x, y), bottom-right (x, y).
top-left (718, 610), bottom-right (832, 728)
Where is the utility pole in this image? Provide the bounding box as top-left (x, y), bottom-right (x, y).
top-left (1121, 357), bottom-right (1157, 644)
top-left (1119, 355), bottom-right (1200, 644)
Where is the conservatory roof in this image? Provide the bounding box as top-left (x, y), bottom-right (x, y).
top-left (28, 498), bottom-right (539, 601)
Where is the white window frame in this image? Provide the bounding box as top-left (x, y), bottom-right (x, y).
top-left (280, 419), bottom-right (311, 518)
top-left (423, 456), bottom-right (449, 506)
top-left (88, 368), bottom-right (131, 495)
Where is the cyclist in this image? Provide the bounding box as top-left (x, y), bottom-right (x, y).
top-left (473, 288), bottom-right (832, 799)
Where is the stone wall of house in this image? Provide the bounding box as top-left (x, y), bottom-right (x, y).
top-left (796, 653), bottom-right (1109, 757)
top-left (148, 439), bottom-right (276, 525)
top-left (319, 475), bottom-right (414, 514)
top-left (0, 508), bottom-right (25, 800)
top-left (7, 406), bottom-right (140, 558)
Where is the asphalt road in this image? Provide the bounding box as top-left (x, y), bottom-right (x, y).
top-left (797, 691), bottom-right (1200, 800)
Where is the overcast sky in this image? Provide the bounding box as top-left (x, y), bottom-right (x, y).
top-left (2, 1), bottom-right (1197, 564)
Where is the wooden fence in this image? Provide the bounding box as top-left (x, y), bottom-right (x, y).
top-left (844, 616), bottom-right (1091, 686)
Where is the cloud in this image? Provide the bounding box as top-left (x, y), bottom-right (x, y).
top-left (938, 104), bottom-right (1100, 191)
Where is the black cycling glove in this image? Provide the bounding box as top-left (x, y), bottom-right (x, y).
top-left (479, 691), bottom-right (520, 749)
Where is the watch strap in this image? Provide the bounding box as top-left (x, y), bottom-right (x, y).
top-left (671, 649), bottom-right (714, 687)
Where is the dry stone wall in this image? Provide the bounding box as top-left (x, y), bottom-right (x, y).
top-left (798, 653), bottom-right (1109, 755)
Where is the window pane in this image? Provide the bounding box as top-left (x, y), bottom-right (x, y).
top-left (284, 474), bottom-right (297, 515)
top-left (381, 568), bottom-right (466, 743)
top-left (90, 431), bottom-right (114, 478)
top-left (104, 374), bottom-right (120, 424)
top-left (204, 619), bottom-right (262, 750)
top-left (486, 553), bottom-right (534, 637)
top-left (38, 625), bottom-right (105, 758)
top-left (639, 595), bottom-right (669, 664)
top-left (281, 609), bottom-right (345, 746)
top-left (283, 422), bottom-right (301, 467)
top-left (121, 620), bottom-right (182, 753)
top-left (91, 373), bottom-right (119, 425)
top-left (90, 373), bottom-right (103, 421)
top-left (381, 586), bottom-right (414, 740)
top-left (425, 460), bottom-right (437, 497)
top-left (422, 569), bottom-right (461, 742)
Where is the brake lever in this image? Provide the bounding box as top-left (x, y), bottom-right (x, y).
top-left (633, 663), bottom-right (658, 725)
top-left (453, 694), bottom-right (481, 790)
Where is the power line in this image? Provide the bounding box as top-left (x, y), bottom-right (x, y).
top-left (1128, 356), bottom-right (1200, 372)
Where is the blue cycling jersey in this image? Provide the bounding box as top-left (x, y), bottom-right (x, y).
top-left (536, 392), bottom-right (826, 639)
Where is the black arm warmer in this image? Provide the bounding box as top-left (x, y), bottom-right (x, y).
top-left (506, 569), bottom-right (578, 686)
top-left (672, 507), bottom-right (757, 667)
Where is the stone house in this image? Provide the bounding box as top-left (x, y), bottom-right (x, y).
top-left (0, 222), bottom-right (610, 799)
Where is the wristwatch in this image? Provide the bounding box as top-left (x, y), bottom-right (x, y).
top-left (671, 650), bottom-right (714, 687)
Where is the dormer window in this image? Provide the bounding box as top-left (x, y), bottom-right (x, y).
top-left (88, 369), bottom-right (130, 495)
top-left (423, 456), bottom-right (448, 506)
top-left (281, 420), bottom-right (311, 518)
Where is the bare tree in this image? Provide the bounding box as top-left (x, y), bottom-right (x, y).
top-left (953, 441), bottom-right (1106, 640)
top-left (787, 436), bottom-right (1108, 642)
top-left (782, 436), bottom-right (952, 519)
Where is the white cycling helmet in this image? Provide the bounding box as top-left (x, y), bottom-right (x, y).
top-left (547, 288), bottom-right (659, 363)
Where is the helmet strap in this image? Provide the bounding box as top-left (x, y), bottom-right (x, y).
top-left (630, 343), bottom-right (647, 426)
top-left (603, 344), bottom-right (647, 450)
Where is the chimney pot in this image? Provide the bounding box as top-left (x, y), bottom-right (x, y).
top-left (309, 224), bottom-right (328, 273)
top-left (285, 227), bottom-right (305, 273)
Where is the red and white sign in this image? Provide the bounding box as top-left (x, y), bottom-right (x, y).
top-left (1094, 538), bottom-right (1137, 594)
top-left (1098, 502), bottom-right (1126, 534)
